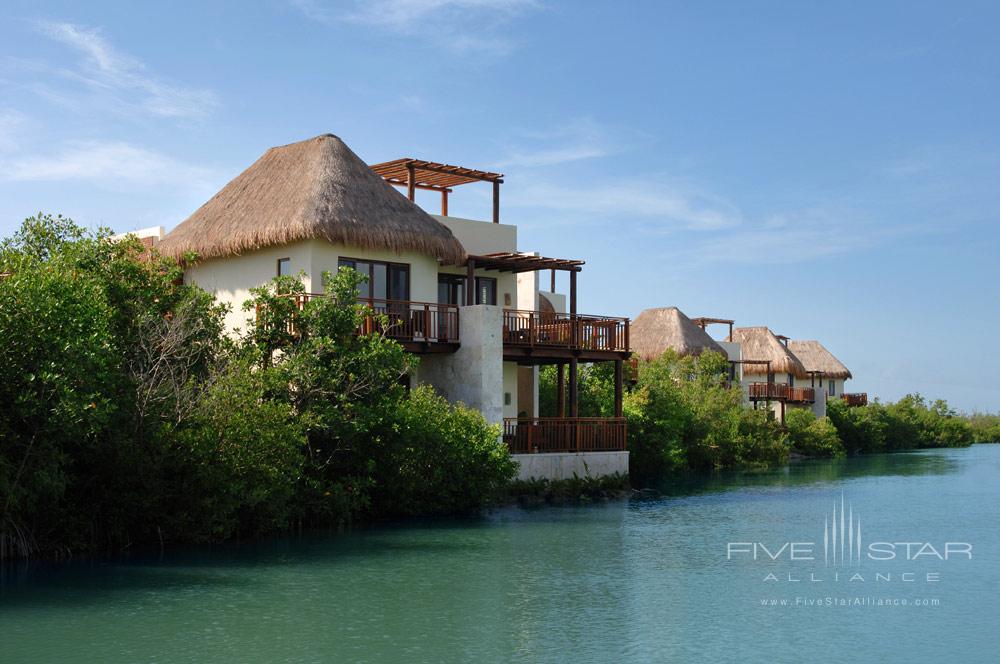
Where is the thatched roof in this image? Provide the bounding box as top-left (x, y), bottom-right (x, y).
top-left (631, 307), bottom-right (729, 361)
top-left (159, 134), bottom-right (467, 264)
top-left (728, 327), bottom-right (807, 378)
top-left (787, 340), bottom-right (852, 379)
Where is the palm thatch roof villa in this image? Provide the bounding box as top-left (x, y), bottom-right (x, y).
top-left (630, 307), bottom-right (728, 361)
top-left (158, 134), bottom-right (632, 480)
top-left (726, 326), bottom-right (818, 421)
top-left (787, 340), bottom-right (865, 407)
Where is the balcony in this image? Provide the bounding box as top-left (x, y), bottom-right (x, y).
top-left (747, 382), bottom-right (789, 401)
top-left (786, 387), bottom-right (816, 404)
top-left (501, 310), bottom-right (631, 362)
top-left (503, 417), bottom-right (627, 454)
top-left (842, 393), bottom-right (868, 407)
top-left (265, 294), bottom-right (460, 353)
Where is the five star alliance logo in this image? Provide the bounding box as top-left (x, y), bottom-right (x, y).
top-left (824, 494), bottom-right (862, 566)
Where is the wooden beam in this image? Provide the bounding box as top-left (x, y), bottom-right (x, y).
top-left (406, 162), bottom-right (415, 201)
top-left (466, 258), bottom-right (475, 306)
top-left (492, 180), bottom-right (500, 223)
top-left (550, 268), bottom-right (555, 292)
top-left (569, 270), bottom-right (577, 316)
top-left (441, 190), bottom-right (448, 216)
top-left (569, 357), bottom-right (579, 418)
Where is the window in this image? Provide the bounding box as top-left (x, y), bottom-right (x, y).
top-left (828, 379), bottom-right (836, 397)
top-left (476, 277), bottom-right (497, 305)
top-left (339, 258), bottom-right (409, 301)
top-left (788, 374), bottom-right (795, 387)
top-left (277, 257), bottom-right (291, 277)
top-left (437, 275), bottom-right (496, 305)
top-left (438, 274), bottom-right (465, 305)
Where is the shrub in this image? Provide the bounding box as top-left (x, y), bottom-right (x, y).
top-left (785, 409), bottom-right (845, 458)
top-left (367, 387), bottom-right (515, 516)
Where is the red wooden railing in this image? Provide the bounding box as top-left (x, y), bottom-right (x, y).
top-left (842, 393), bottom-right (868, 407)
top-left (264, 294), bottom-right (459, 343)
top-left (503, 417), bottom-right (627, 454)
top-left (748, 382), bottom-right (790, 401)
top-left (501, 310), bottom-right (630, 352)
top-left (786, 387), bottom-right (816, 403)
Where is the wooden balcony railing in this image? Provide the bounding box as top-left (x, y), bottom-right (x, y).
top-left (842, 393), bottom-right (868, 407)
top-left (501, 310), bottom-right (630, 353)
top-left (786, 387), bottom-right (816, 404)
top-left (747, 382), bottom-right (790, 401)
top-left (503, 417), bottom-right (628, 454)
top-left (263, 294), bottom-right (459, 343)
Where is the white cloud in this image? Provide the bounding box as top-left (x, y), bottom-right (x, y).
top-left (497, 118), bottom-right (614, 168)
top-left (669, 207), bottom-right (902, 268)
top-left (291, 0), bottom-right (540, 54)
top-left (506, 178), bottom-right (743, 232)
top-left (0, 109), bottom-right (27, 152)
top-left (1, 140), bottom-right (218, 191)
top-left (32, 21), bottom-right (218, 121)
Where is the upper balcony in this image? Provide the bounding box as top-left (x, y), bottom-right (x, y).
top-left (502, 310), bottom-right (630, 362)
top-left (747, 382), bottom-right (816, 404)
top-left (261, 294), bottom-right (460, 354)
top-left (842, 393), bottom-right (868, 407)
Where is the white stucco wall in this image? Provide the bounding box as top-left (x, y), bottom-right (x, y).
top-left (182, 240), bottom-right (316, 336)
top-left (433, 215), bottom-right (516, 254)
top-left (502, 361), bottom-right (519, 420)
top-left (512, 452), bottom-right (629, 481)
top-left (538, 289), bottom-right (566, 314)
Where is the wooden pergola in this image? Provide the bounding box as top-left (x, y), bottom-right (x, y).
top-left (465, 252), bottom-right (583, 311)
top-left (370, 158), bottom-right (504, 222)
top-left (463, 252), bottom-right (624, 420)
top-left (691, 316), bottom-right (734, 340)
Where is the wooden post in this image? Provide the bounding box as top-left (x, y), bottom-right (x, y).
top-left (492, 180), bottom-right (500, 223)
top-left (569, 356), bottom-right (579, 417)
top-left (569, 270), bottom-right (577, 315)
top-left (441, 190), bottom-right (448, 216)
top-left (550, 269), bottom-right (555, 292)
top-left (465, 259), bottom-right (475, 306)
top-left (406, 163), bottom-right (416, 202)
top-left (556, 362), bottom-right (565, 417)
top-left (614, 359), bottom-right (623, 417)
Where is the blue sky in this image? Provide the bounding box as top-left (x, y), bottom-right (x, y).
top-left (2, 1), bottom-right (998, 411)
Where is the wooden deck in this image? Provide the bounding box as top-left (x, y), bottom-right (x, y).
top-left (503, 417), bottom-right (628, 454)
top-left (268, 294), bottom-right (460, 353)
top-left (748, 383), bottom-right (816, 404)
top-left (501, 310), bottom-right (631, 363)
top-left (841, 393), bottom-right (868, 407)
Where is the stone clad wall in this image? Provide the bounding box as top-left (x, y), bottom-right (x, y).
top-left (415, 304), bottom-right (504, 425)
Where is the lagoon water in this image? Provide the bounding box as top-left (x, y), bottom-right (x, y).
top-left (3, 445), bottom-right (1000, 663)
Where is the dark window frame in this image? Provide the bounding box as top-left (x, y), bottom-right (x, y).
top-left (277, 257), bottom-right (291, 277)
top-left (338, 257), bottom-right (411, 301)
top-left (475, 276), bottom-right (497, 305)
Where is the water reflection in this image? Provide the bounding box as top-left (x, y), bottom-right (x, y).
top-left (645, 449), bottom-right (963, 499)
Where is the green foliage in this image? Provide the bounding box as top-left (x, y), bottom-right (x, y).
top-left (366, 387), bottom-right (515, 516)
top-left (785, 409), bottom-right (845, 458)
top-left (504, 473), bottom-right (630, 506)
top-left (827, 394), bottom-right (972, 454)
top-left (621, 350), bottom-right (789, 485)
top-left (1, 215), bottom-right (515, 559)
top-left (967, 413), bottom-right (1000, 444)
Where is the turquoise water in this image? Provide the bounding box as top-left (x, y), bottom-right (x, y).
top-left (3, 446), bottom-right (999, 663)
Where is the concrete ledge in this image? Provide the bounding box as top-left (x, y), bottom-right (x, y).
top-left (512, 451), bottom-right (629, 481)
